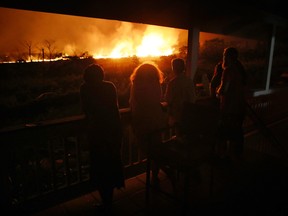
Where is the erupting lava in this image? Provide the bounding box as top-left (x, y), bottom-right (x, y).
top-left (0, 7), bottom-right (188, 62)
top-left (91, 25), bottom-right (187, 59)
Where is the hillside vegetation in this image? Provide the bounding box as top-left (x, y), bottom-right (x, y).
top-left (0, 56), bottom-right (176, 128)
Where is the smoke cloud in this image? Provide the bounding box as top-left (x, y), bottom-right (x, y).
top-left (0, 7), bottom-right (187, 58)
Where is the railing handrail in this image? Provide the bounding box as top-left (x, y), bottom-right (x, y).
top-left (1, 91), bottom-right (288, 213)
top-left (0, 107), bottom-right (132, 134)
top-left (246, 102), bottom-right (288, 159)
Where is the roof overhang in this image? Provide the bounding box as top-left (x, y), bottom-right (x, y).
top-left (1, 0), bottom-right (287, 38)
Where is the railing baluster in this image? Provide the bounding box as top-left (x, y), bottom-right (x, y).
top-left (1, 92), bottom-right (288, 213)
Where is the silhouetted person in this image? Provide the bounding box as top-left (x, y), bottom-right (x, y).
top-left (164, 57), bottom-right (196, 137)
top-left (80, 63), bottom-right (125, 213)
top-left (210, 60), bottom-right (223, 105)
top-left (216, 47), bottom-right (247, 162)
top-left (129, 61), bottom-right (166, 187)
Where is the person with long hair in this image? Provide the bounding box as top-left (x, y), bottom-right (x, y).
top-left (129, 61), bottom-right (166, 187)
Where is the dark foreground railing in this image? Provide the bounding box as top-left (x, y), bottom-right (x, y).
top-left (1, 88), bottom-right (288, 214)
top-left (244, 88), bottom-right (288, 159)
top-left (0, 108), bottom-right (148, 213)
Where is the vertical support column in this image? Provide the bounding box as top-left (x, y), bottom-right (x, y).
top-left (254, 24), bottom-right (276, 97)
top-left (265, 24), bottom-right (276, 91)
top-left (186, 27), bottom-right (200, 101)
top-left (186, 27), bottom-right (200, 81)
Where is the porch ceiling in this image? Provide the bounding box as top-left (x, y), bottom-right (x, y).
top-left (0, 0), bottom-right (287, 37)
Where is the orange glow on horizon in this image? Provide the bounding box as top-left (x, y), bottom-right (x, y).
top-left (0, 7), bottom-right (189, 60)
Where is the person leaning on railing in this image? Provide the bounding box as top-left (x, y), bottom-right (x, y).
top-left (129, 61), bottom-right (167, 188)
top-left (216, 47), bottom-right (248, 162)
top-left (79, 63), bottom-right (125, 213)
top-left (164, 57), bottom-right (196, 138)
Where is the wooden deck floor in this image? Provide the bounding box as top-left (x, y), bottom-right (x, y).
top-left (28, 149), bottom-right (288, 216)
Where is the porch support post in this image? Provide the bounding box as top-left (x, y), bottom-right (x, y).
top-left (186, 27), bottom-right (199, 81)
top-left (186, 27), bottom-right (200, 101)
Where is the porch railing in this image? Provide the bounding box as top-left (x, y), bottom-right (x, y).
top-left (1, 88), bottom-right (288, 213)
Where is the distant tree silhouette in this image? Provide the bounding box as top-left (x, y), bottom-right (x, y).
top-left (44, 39), bottom-right (56, 61)
top-left (35, 43), bottom-right (45, 61)
top-left (22, 40), bottom-right (33, 62)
